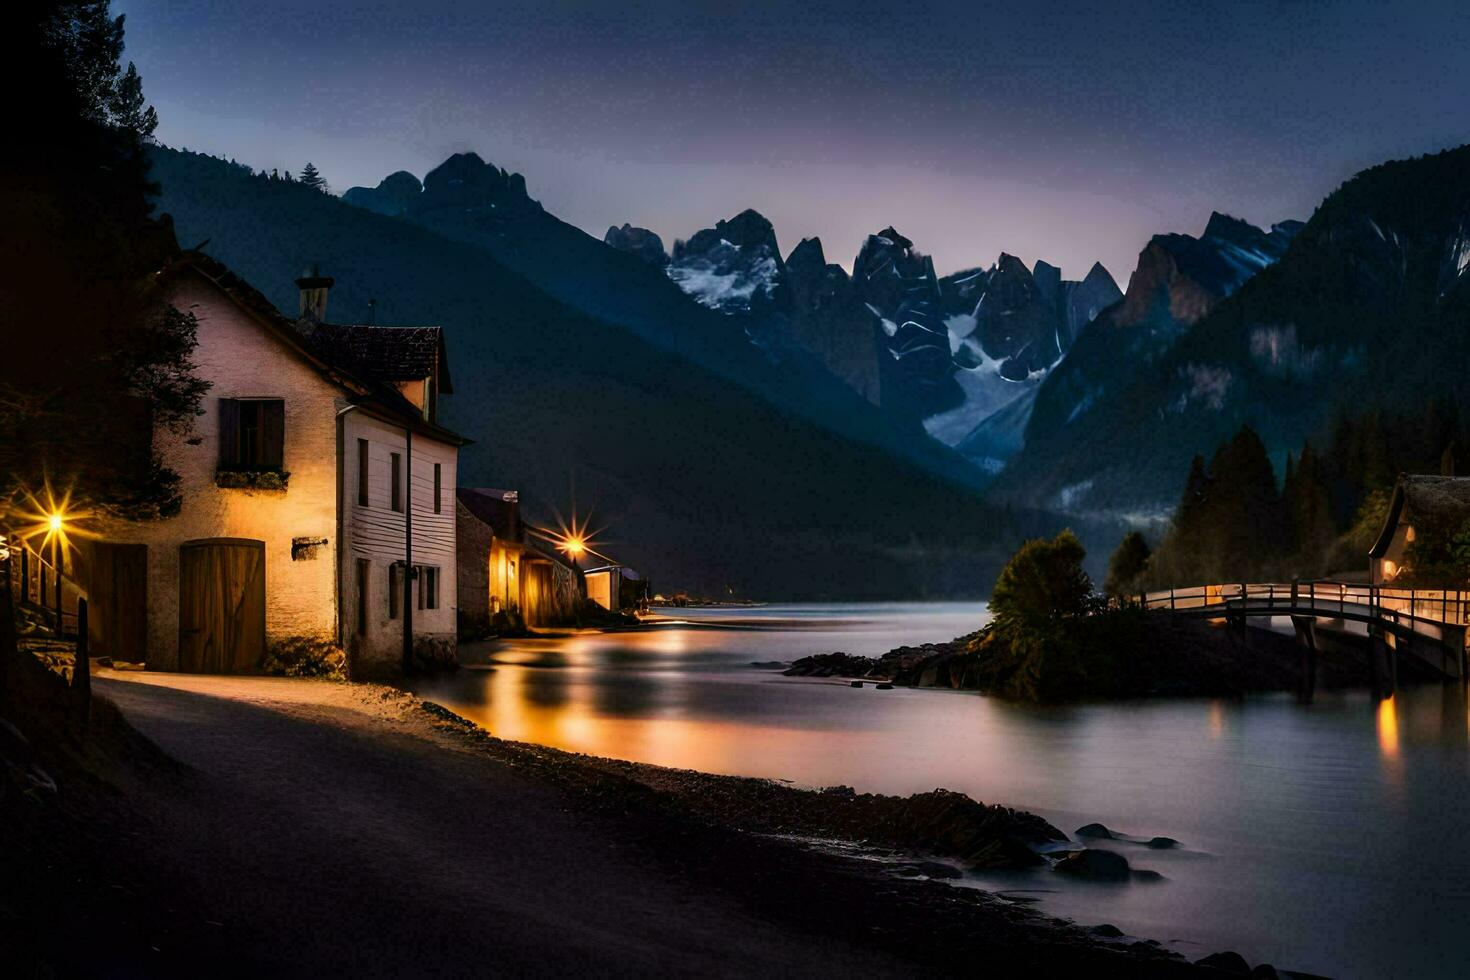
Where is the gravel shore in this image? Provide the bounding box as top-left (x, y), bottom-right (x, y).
top-left (2, 669), bottom-right (1228, 977)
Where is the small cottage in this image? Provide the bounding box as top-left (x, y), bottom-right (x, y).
top-left (457, 488), bottom-right (581, 632)
top-left (80, 253), bottom-right (467, 677)
top-left (583, 563), bottom-right (649, 613)
top-left (1369, 474), bottom-right (1470, 584)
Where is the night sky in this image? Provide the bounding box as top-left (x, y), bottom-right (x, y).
top-left (118, 0), bottom-right (1469, 280)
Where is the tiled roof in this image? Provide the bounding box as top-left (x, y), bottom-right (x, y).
top-left (309, 323), bottom-right (453, 393)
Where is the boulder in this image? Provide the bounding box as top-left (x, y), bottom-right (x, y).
top-left (1146, 836), bottom-right (1180, 849)
top-left (1194, 951), bottom-right (1252, 974)
top-left (1075, 822), bottom-right (1116, 839)
top-left (1053, 848), bottom-right (1131, 880)
top-left (1090, 924), bottom-right (1125, 937)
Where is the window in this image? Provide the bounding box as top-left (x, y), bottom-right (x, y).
top-left (390, 452), bottom-right (402, 512)
top-left (388, 564), bottom-right (401, 619)
top-left (433, 463), bottom-right (442, 514)
top-left (416, 565), bottom-right (439, 610)
top-left (219, 398), bottom-right (284, 470)
top-left (357, 439), bottom-right (369, 506)
top-left (356, 559), bottom-right (370, 636)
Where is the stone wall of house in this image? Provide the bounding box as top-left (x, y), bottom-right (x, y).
top-left (102, 272), bottom-right (341, 670)
top-left (455, 499), bottom-right (494, 637)
top-left (341, 410), bottom-right (458, 677)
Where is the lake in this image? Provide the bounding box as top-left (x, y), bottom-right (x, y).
top-left (409, 603), bottom-right (1470, 978)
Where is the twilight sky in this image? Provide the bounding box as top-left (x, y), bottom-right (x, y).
top-left (119, 0), bottom-right (1468, 280)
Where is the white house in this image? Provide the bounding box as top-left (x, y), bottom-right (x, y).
top-left (85, 252), bottom-right (466, 677)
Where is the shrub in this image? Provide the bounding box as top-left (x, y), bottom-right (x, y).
top-left (262, 636), bottom-right (346, 679)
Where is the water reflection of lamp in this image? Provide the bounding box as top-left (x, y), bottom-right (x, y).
top-left (1377, 696), bottom-right (1400, 758)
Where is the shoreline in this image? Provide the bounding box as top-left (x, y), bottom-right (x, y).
top-left (3, 668), bottom-right (1264, 977)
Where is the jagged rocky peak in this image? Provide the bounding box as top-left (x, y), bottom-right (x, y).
top-left (1032, 259), bottom-right (1063, 307)
top-left (1061, 262), bottom-right (1124, 345)
top-left (850, 226), bottom-right (960, 420)
top-left (973, 253), bottom-right (1059, 380)
top-left (604, 223), bottom-right (669, 267)
top-left (784, 236), bottom-right (849, 299)
top-left (341, 170), bottom-right (422, 216)
top-left (666, 208), bottom-right (784, 314)
top-left (419, 152), bottom-right (537, 210)
top-left (1115, 212), bottom-right (1301, 330)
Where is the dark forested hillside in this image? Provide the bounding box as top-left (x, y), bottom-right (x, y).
top-left (148, 147), bottom-right (1067, 598)
top-left (991, 146), bottom-right (1470, 520)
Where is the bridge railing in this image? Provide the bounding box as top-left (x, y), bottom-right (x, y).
top-left (1140, 580), bottom-right (1470, 639)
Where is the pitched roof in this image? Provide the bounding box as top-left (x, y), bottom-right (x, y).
top-left (457, 488), bottom-right (520, 539)
top-left (309, 323), bottom-right (454, 393)
top-left (157, 251), bottom-right (469, 446)
top-left (1370, 474), bottom-right (1470, 557)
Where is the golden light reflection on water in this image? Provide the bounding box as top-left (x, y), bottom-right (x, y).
top-left (1377, 695), bottom-right (1400, 758)
top-left (1208, 700), bottom-right (1226, 740)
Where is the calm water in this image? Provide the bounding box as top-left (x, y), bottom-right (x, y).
top-left (410, 603), bottom-right (1470, 978)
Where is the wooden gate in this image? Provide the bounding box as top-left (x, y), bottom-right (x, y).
top-left (178, 539), bottom-right (265, 673)
top-left (89, 543), bottom-right (148, 663)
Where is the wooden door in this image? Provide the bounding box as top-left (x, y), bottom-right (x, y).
top-left (89, 543), bottom-right (148, 663)
top-left (179, 539), bottom-right (265, 673)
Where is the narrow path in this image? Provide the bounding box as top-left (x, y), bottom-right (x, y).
top-left (96, 670), bottom-right (911, 978)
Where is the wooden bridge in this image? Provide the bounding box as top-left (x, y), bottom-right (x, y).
top-left (1139, 581), bottom-right (1470, 700)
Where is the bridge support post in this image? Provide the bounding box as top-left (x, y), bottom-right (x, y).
top-left (1291, 615), bottom-right (1317, 704)
top-left (1369, 630), bottom-right (1394, 699)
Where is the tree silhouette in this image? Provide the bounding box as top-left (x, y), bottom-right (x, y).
top-left (299, 161), bottom-right (328, 192)
top-left (3, 1), bottom-right (205, 521)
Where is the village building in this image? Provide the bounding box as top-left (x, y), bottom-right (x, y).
top-left (1369, 474), bottom-right (1470, 584)
top-left (583, 563), bottom-right (649, 613)
top-left (456, 488), bottom-right (582, 633)
top-left (80, 253), bottom-right (467, 677)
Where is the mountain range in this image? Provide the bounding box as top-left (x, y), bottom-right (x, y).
top-left (159, 140), bottom-right (1470, 593)
top-left (991, 145), bottom-right (1470, 520)
top-left (151, 146), bottom-right (1073, 598)
top-left (604, 211), bottom-right (1126, 472)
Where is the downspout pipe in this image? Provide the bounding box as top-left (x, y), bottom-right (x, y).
top-left (402, 426), bottom-right (413, 674)
top-left (334, 404), bottom-right (359, 658)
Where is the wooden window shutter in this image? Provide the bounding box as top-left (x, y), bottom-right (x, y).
top-left (434, 464), bottom-right (442, 513)
top-left (260, 400), bottom-right (285, 469)
top-left (218, 398), bottom-right (240, 467)
top-left (391, 453), bottom-right (402, 512)
top-left (389, 565), bottom-right (401, 619)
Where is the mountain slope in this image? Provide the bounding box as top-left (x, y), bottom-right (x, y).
top-left (342, 154), bottom-right (986, 491)
top-left (150, 147), bottom-right (1061, 598)
top-left (992, 148), bottom-right (1469, 519)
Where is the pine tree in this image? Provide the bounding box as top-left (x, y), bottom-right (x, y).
top-left (1283, 441), bottom-right (1335, 574)
top-left (3, 1), bottom-right (204, 522)
top-left (299, 162), bottom-right (327, 192)
top-left (1104, 532), bottom-right (1151, 596)
top-left (1207, 426), bottom-right (1286, 580)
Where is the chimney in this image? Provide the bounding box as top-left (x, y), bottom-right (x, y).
top-left (294, 264), bottom-right (335, 321)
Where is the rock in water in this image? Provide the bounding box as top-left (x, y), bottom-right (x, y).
top-left (1053, 848), bottom-right (1131, 880)
top-left (1075, 822), bottom-right (1116, 839)
top-left (1090, 924), bottom-right (1125, 937)
top-left (1194, 950), bottom-right (1252, 974)
top-left (1146, 836), bottom-right (1180, 849)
